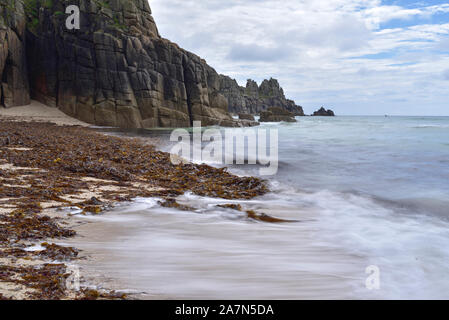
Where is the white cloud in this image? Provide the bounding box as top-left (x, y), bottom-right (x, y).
top-left (436, 35), bottom-right (449, 50)
top-left (149, 0), bottom-right (449, 115)
top-left (444, 69), bottom-right (449, 80)
top-left (363, 6), bottom-right (422, 29)
top-left (362, 3), bottom-right (449, 29)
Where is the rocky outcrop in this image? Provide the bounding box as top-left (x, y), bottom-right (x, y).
top-left (312, 107), bottom-right (335, 116)
top-left (1, 0), bottom-right (243, 128)
top-left (27, 0), bottom-right (241, 128)
top-left (237, 113), bottom-right (259, 126)
top-left (1, 1), bottom-right (305, 128)
top-left (238, 113), bottom-right (255, 121)
top-left (259, 107), bottom-right (297, 123)
top-left (0, 1), bottom-right (30, 108)
top-left (219, 76), bottom-right (304, 116)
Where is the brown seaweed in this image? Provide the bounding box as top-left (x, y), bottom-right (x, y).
top-left (0, 120), bottom-right (270, 299)
top-left (246, 210), bottom-right (299, 223)
top-left (158, 198), bottom-right (195, 211)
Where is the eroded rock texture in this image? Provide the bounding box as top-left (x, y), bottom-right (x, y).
top-left (0, 0), bottom-right (30, 108)
top-left (21, 0), bottom-right (239, 128)
top-left (259, 107), bottom-right (297, 123)
top-left (1, 0), bottom-right (302, 128)
top-left (219, 76), bottom-right (304, 116)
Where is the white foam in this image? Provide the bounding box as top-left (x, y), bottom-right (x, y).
top-left (412, 124), bottom-right (449, 129)
top-left (24, 244), bottom-right (45, 252)
top-left (292, 189), bottom-right (449, 299)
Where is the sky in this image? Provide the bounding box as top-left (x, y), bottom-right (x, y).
top-left (150, 0), bottom-right (449, 115)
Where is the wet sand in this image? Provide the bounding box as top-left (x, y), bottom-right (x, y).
top-left (60, 195), bottom-right (371, 300)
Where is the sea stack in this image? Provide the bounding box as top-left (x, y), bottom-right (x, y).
top-left (312, 107), bottom-right (335, 116)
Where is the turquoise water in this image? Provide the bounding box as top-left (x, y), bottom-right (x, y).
top-left (70, 116), bottom-right (449, 299)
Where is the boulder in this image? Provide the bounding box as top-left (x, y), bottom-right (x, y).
top-left (238, 120), bottom-right (260, 127)
top-left (238, 113), bottom-right (255, 121)
top-left (259, 107), bottom-right (297, 122)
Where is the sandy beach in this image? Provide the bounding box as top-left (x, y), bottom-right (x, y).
top-left (0, 101), bottom-right (89, 127)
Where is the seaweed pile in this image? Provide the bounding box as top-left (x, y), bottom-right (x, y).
top-left (0, 120), bottom-right (269, 299)
top-left (0, 262), bottom-right (126, 300)
top-left (0, 121), bottom-right (267, 201)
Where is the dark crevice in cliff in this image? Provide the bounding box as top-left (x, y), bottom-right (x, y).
top-left (54, 35), bottom-right (60, 108)
top-left (1, 55), bottom-right (10, 107)
top-left (182, 59), bottom-right (194, 127)
top-left (185, 86), bottom-right (194, 127)
top-left (25, 34), bottom-right (38, 103)
top-left (1, 38), bottom-right (6, 107)
top-left (1, 69), bottom-right (4, 106)
top-left (0, 83), bottom-right (4, 107)
top-left (1, 63), bottom-right (6, 83)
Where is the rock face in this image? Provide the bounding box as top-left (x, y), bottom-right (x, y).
top-left (1, 1), bottom-right (306, 128)
top-left (219, 76), bottom-right (304, 116)
top-left (0, 1), bottom-right (30, 108)
top-left (312, 107), bottom-right (335, 116)
top-left (237, 113), bottom-right (259, 127)
top-left (238, 113), bottom-right (255, 121)
top-left (1, 0), bottom-right (238, 128)
top-left (259, 107), bottom-right (297, 123)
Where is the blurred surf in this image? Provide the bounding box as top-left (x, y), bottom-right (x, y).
top-left (68, 116), bottom-right (449, 299)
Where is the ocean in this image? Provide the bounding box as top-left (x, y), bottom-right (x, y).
top-left (64, 116), bottom-right (449, 299)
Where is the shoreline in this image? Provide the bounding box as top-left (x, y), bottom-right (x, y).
top-left (4, 104), bottom-right (448, 299)
top-left (0, 102), bottom-right (270, 299)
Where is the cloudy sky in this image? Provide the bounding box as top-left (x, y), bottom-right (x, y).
top-left (150, 0), bottom-right (449, 115)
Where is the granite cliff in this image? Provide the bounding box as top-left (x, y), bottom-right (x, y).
top-left (0, 0), bottom-right (30, 108)
top-left (1, 0), bottom-right (240, 128)
top-left (1, 1), bottom-right (301, 128)
top-left (219, 76), bottom-right (304, 116)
